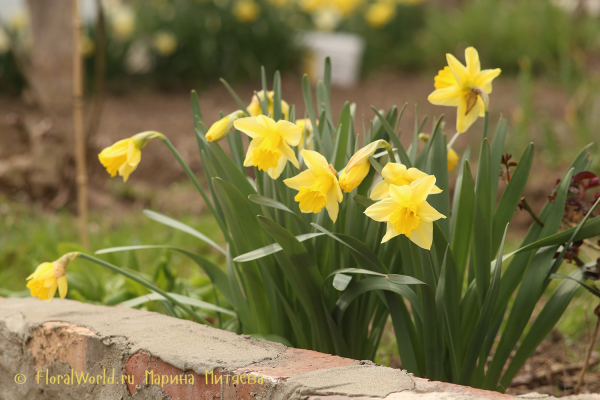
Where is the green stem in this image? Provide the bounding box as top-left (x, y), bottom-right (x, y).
top-left (78, 253), bottom-right (211, 325)
top-left (160, 136), bottom-right (230, 241)
top-left (521, 197), bottom-right (545, 227)
top-left (386, 147), bottom-right (397, 163)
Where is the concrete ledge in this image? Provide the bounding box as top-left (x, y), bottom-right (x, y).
top-left (0, 298), bottom-right (597, 400)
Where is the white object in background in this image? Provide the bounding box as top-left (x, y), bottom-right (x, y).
top-left (298, 31), bottom-right (366, 88)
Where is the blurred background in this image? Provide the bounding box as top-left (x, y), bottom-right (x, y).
top-left (2, 0), bottom-right (600, 393)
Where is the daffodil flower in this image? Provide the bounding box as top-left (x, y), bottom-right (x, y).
top-left (284, 150), bottom-right (343, 222)
top-left (205, 110), bottom-right (247, 142)
top-left (234, 115), bottom-right (301, 179)
top-left (365, 176), bottom-right (446, 249)
top-left (447, 148), bottom-right (459, 171)
top-left (339, 139), bottom-right (390, 193)
top-left (247, 90), bottom-right (290, 121)
top-left (98, 131), bottom-right (163, 182)
top-left (26, 253), bottom-right (79, 302)
top-left (370, 163), bottom-right (442, 200)
top-left (428, 47), bottom-right (501, 133)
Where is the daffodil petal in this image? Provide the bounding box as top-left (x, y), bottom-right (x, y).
top-left (446, 53), bottom-right (468, 86)
top-left (410, 175), bottom-right (437, 203)
top-left (456, 97), bottom-right (482, 133)
top-left (234, 117), bottom-right (269, 138)
top-left (408, 222), bottom-right (433, 250)
top-left (99, 139), bottom-right (130, 157)
top-left (381, 163), bottom-right (407, 180)
top-left (58, 276), bottom-right (68, 299)
top-left (388, 184), bottom-right (413, 204)
top-left (475, 68), bottom-right (502, 94)
top-left (301, 150), bottom-right (329, 174)
top-left (244, 138), bottom-right (261, 166)
top-left (364, 198), bottom-right (397, 222)
top-left (465, 47), bottom-right (481, 77)
top-left (284, 169), bottom-right (317, 190)
top-left (279, 142), bottom-right (299, 169)
top-left (370, 180), bottom-right (391, 200)
top-left (325, 190), bottom-right (340, 222)
top-left (276, 120), bottom-right (302, 146)
top-left (46, 282), bottom-right (58, 302)
top-left (428, 86), bottom-right (462, 107)
top-left (267, 155), bottom-right (287, 180)
top-left (418, 200), bottom-right (446, 223)
top-left (381, 222), bottom-right (399, 243)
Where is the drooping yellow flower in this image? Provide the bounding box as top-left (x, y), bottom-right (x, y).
top-left (205, 110), bottom-right (247, 142)
top-left (26, 253), bottom-right (79, 302)
top-left (339, 140), bottom-right (391, 193)
top-left (365, 176), bottom-right (446, 249)
top-left (366, 1), bottom-right (396, 28)
top-left (370, 163), bottom-right (442, 200)
top-left (234, 115), bottom-right (301, 179)
top-left (153, 31), bottom-right (178, 56)
top-left (233, 0), bottom-right (260, 23)
top-left (447, 148), bottom-right (459, 171)
top-left (98, 131), bottom-right (163, 182)
top-left (284, 150), bottom-right (343, 222)
top-left (247, 90), bottom-right (290, 121)
top-left (296, 118), bottom-right (314, 152)
top-left (428, 47), bottom-right (501, 133)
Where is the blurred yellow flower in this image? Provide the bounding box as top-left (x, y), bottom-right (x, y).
top-left (206, 110), bottom-right (247, 142)
top-left (370, 163), bottom-right (442, 200)
top-left (447, 148), bottom-right (459, 171)
top-left (296, 118), bottom-right (313, 151)
top-left (110, 6), bottom-right (136, 40)
top-left (0, 29), bottom-right (10, 54)
top-left (285, 150), bottom-right (343, 222)
top-left (339, 140), bottom-right (390, 193)
top-left (366, 1), bottom-right (396, 28)
top-left (81, 35), bottom-right (95, 57)
top-left (365, 176), bottom-right (446, 249)
top-left (9, 10), bottom-right (28, 31)
top-left (330, 0), bottom-right (364, 17)
top-left (233, 0), bottom-right (260, 23)
top-left (247, 90), bottom-right (290, 121)
top-left (428, 47), bottom-right (501, 133)
top-left (26, 253), bottom-right (78, 302)
top-left (300, 0), bottom-right (324, 13)
top-left (153, 31), bottom-right (178, 56)
top-left (99, 131), bottom-right (163, 182)
top-left (234, 115), bottom-right (301, 179)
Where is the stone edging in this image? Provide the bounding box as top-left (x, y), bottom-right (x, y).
top-left (0, 298), bottom-right (596, 400)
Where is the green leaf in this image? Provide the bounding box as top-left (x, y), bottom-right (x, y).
top-left (273, 71), bottom-right (283, 121)
top-left (386, 275), bottom-right (427, 285)
top-left (370, 106), bottom-right (411, 167)
top-left (332, 102), bottom-right (352, 171)
top-left (219, 79), bottom-right (249, 114)
top-left (353, 194), bottom-right (376, 208)
top-left (451, 160), bottom-right (474, 283)
top-left (143, 210), bottom-right (225, 255)
top-left (302, 75), bottom-right (322, 152)
top-left (425, 126), bottom-right (450, 237)
top-left (492, 144), bottom-right (534, 254)
top-left (333, 274), bottom-right (352, 291)
top-left (120, 292), bottom-right (235, 316)
top-left (489, 118), bottom-right (508, 203)
top-left (550, 273), bottom-right (600, 297)
top-left (233, 233), bottom-right (325, 262)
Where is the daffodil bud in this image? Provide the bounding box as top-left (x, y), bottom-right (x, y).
top-left (206, 110), bottom-right (247, 142)
top-left (27, 252), bottom-right (79, 302)
top-left (418, 133), bottom-right (431, 143)
top-left (99, 131), bottom-right (163, 182)
top-left (447, 148), bottom-right (459, 172)
top-left (339, 139), bottom-right (391, 193)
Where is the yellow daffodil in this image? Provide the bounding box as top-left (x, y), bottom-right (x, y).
top-left (234, 115), bottom-right (301, 179)
top-left (284, 150), bottom-right (343, 222)
top-left (428, 47), bottom-right (501, 133)
top-left (153, 31), bottom-right (177, 56)
top-left (233, 0), bottom-right (260, 23)
top-left (365, 176), bottom-right (446, 249)
top-left (205, 110), bottom-right (247, 142)
top-left (339, 140), bottom-right (391, 193)
top-left (247, 90), bottom-right (290, 121)
top-left (99, 131), bottom-right (163, 182)
top-left (366, 1), bottom-right (396, 28)
top-left (370, 163), bottom-right (442, 200)
top-left (296, 118), bottom-right (314, 152)
top-left (447, 148), bottom-right (459, 171)
top-left (110, 5), bottom-right (135, 40)
top-left (26, 253), bottom-right (79, 302)
top-left (330, 0), bottom-right (364, 17)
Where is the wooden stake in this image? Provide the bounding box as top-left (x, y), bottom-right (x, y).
top-left (72, 0), bottom-right (89, 248)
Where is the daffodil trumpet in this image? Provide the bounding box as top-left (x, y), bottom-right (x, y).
top-left (234, 115), bottom-right (301, 179)
top-left (26, 252), bottom-right (79, 302)
top-left (205, 110), bottom-right (247, 142)
top-left (339, 140), bottom-right (393, 193)
top-left (284, 150), bottom-right (343, 222)
top-left (365, 176), bottom-right (446, 249)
